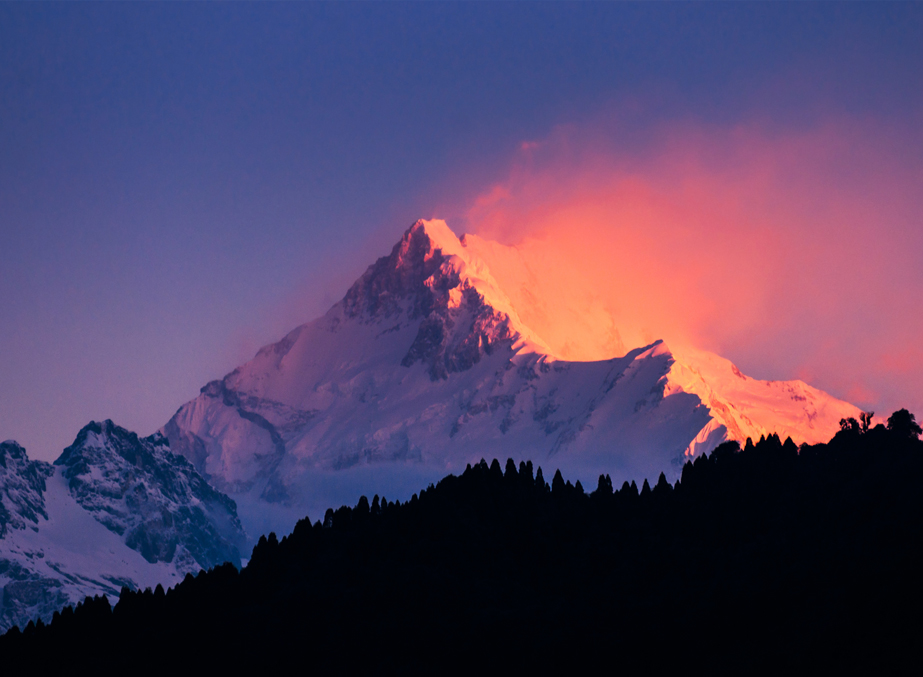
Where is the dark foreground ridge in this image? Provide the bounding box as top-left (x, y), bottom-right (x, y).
top-left (3, 411), bottom-right (922, 672)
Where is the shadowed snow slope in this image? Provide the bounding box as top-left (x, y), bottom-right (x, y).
top-left (163, 220), bottom-right (860, 538)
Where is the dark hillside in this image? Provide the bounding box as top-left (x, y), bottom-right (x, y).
top-left (3, 412), bottom-right (922, 673)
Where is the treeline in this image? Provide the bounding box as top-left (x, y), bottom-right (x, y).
top-left (2, 411), bottom-right (922, 672)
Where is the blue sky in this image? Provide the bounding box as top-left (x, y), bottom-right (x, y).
top-left (2, 3), bottom-right (921, 460)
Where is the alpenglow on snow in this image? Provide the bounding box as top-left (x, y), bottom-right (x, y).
top-left (162, 220), bottom-right (860, 537)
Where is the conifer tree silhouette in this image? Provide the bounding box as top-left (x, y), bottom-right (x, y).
top-left (552, 469), bottom-right (565, 494)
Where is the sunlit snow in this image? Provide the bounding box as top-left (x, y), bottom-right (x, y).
top-left (164, 220), bottom-right (860, 540)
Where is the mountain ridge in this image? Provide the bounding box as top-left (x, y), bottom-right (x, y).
top-left (5, 420), bottom-right (921, 672)
top-left (162, 219), bottom-right (860, 538)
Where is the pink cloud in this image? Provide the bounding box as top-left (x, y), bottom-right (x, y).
top-left (460, 116), bottom-right (923, 420)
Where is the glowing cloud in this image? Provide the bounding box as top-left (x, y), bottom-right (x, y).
top-left (459, 117), bottom-right (923, 419)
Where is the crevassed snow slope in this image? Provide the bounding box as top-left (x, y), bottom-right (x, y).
top-left (164, 220), bottom-right (861, 538)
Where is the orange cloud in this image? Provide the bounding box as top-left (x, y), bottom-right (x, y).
top-left (459, 117), bottom-right (923, 419)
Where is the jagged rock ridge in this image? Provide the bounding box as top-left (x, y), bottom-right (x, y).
top-left (56, 421), bottom-right (244, 571)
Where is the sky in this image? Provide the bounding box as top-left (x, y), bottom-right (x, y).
top-left (1, 2), bottom-right (921, 462)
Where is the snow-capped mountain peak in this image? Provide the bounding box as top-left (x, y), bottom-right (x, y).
top-left (342, 218), bottom-right (552, 367)
top-left (163, 219), bottom-right (861, 540)
top-left (3, 219), bottom-right (862, 634)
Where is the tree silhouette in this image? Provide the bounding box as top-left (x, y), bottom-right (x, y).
top-left (839, 417), bottom-right (860, 434)
top-left (887, 409), bottom-right (922, 439)
top-left (552, 469), bottom-right (565, 494)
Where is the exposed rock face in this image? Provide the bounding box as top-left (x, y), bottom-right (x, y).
top-left (0, 442), bottom-right (53, 538)
top-left (55, 421), bottom-right (244, 572)
top-left (343, 222), bottom-right (449, 321)
top-left (344, 220), bottom-right (519, 380)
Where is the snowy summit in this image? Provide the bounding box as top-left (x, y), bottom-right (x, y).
top-left (162, 220), bottom-right (860, 536)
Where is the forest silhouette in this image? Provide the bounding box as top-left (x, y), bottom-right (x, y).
top-left (2, 410), bottom-right (921, 672)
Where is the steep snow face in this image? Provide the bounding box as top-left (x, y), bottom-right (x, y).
top-left (665, 346), bottom-right (862, 456)
top-left (459, 232), bottom-right (630, 361)
top-left (163, 219), bottom-right (860, 537)
top-left (0, 427), bottom-right (246, 633)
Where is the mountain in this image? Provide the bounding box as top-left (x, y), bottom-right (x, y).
top-left (163, 219), bottom-right (861, 536)
top-left (5, 425), bottom-right (922, 672)
top-left (0, 421), bottom-right (245, 632)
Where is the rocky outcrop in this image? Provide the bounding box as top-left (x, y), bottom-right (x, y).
top-left (55, 421), bottom-right (245, 572)
top-left (344, 220), bottom-right (521, 380)
top-left (0, 442), bottom-right (53, 538)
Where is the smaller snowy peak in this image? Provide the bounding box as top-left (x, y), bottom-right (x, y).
top-left (0, 441), bottom-right (53, 538)
top-left (54, 420), bottom-right (245, 573)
